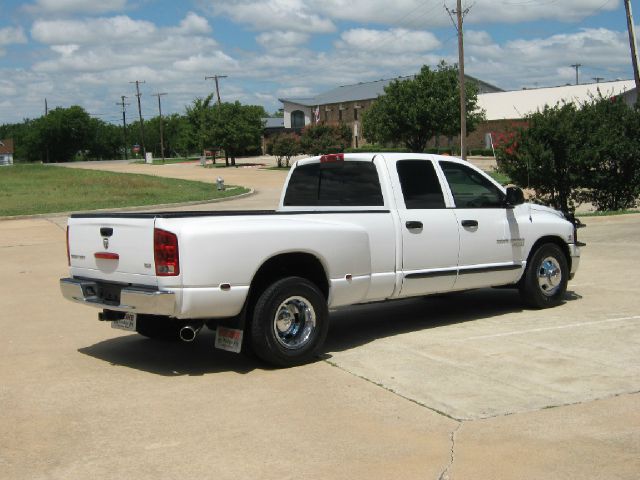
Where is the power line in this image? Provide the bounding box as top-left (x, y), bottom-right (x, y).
top-left (205, 74), bottom-right (228, 105)
top-left (130, 80), bottom-right (147, 159)
top-left (570, 63), bottom-right (582, 84)
top-left (445, 0), bottom-right (472, 160)
top-left (152, 92), bottom-right (168, 163)
top-left (116, 96), bottom-right (130, 160)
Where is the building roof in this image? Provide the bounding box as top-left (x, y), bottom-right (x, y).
top-left (280, 75), bottom-right (503, 107)
top-left (477, 80), bottom-right (636, 121)
top-left (0, 138), bottom-right (14, 154)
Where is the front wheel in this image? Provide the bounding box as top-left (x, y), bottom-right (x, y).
top-left (250, 277), bottom-right (329, 367)
top-left (519, 243), bottom-right (569, 309)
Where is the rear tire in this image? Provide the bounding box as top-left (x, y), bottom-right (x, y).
top-left (519, 243), bottom-right (568, 309)
top-left (249, 277), bottom-right (328, 367)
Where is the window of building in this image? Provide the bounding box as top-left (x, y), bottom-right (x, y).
top-left (440, 161), bottom-right (504, 208)
top-left (283, 162), bottom-right (384, 207)
top-left (291, 110), bottom-right (305, 129)
top-left (397, 160), bottom-right (445, 209)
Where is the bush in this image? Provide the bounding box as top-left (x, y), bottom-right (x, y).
top-left (267, 133), bottom-right (300, 168)
top-left (299, 123), bottom-right (352, 155)
top-left (495, 97), bottom-right (640, 212)
top-left (469, 148), bottom-right (495, 156)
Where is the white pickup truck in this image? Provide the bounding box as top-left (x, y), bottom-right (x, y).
top-left (61, 153), bottom-right (582, 366)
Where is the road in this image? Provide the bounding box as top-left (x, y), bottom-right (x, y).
top-left (1, 160), bottom-right (638, 479)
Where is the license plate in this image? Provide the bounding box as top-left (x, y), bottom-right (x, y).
top-left (111, 312), bottom-right (137, 331)
top-left (215, 327), bottom-right (243, 353)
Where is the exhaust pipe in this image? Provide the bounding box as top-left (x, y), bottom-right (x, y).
top-left (179, 323), bottom-right (202, 342)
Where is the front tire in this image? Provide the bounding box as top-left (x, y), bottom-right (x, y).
top-left (519, 243), bottom-right (568, 309)
top-left (250, 277), bottom-right (329, 367)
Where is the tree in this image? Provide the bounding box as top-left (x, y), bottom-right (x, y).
top-left (299, 123), bottom-right (351, 155)
top-left (267, 133), bottom-right (300, 167)
top-left (186, 94), bottom-right (215, 154)
top-left (362, 61), bottom-right (484, 152)
top-left (496, 102), bottom-right (582, 213)
top-left (576, 97), bottom-right (640, 210)
top-left (209, 101), bottom-right (265, 166)
top-left (497, 97), bottom-right (640, 212)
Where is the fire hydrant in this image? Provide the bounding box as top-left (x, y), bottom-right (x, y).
top-left (216, 177), bottom-right (225, 191)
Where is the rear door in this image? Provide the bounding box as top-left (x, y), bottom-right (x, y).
top-left (394, 159), bottom-right (460, 297)
top-left (438, 160), bottom-right (524, 290)
top-left (68, 216), bottom-right (158, 286)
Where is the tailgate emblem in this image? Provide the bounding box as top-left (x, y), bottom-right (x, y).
top-left (103, 238), bottom-right (109, 249)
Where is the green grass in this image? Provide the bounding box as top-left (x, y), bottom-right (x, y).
top-left (0, 165), bottom-right (250, 216)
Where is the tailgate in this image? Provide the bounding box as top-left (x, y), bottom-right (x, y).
top-left (68, 217), bottom-right (158, 286)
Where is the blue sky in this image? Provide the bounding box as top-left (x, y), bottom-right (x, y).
top-left (0, 0), bottom-right (636, 124)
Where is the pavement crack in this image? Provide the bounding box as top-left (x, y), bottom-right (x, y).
top-left (323, 358), bottom-right (460, 420)
top-left (438, 422), bottom-right (463, 480)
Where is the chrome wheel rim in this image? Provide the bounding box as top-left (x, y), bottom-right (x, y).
top-left (537, 256), bottom-right (562, 296)
top-left (273, 296), bottom-right (316, 350)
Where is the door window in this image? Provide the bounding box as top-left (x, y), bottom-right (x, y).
top-left (397, 160), bottom-right (445, 209)
top-left (440, 161), bottom-right (504, 208)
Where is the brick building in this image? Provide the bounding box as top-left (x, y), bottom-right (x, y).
top-left (280, 77), bottom-right (637, 153)
top-left (280, 76), bottom-right (502, 148)
top-left (0, 139), bottom-right (14, 166)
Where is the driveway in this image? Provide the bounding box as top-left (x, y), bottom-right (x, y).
top-left (1, 160), bottom-right (638, 479)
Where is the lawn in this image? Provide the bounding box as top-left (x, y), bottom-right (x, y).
top-left (0, 165), bottom-right (249, 216)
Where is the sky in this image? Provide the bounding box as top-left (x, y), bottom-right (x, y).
top-left (0, 0), bottom-right (637, 125)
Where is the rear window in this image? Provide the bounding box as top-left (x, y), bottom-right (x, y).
top-left (284, 161), bottom-right (384, 207)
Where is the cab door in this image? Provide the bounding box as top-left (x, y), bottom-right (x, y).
top-left (438, 160), bottom-right (525, 290)
top-left (395, 159), bottom-right (460, 297)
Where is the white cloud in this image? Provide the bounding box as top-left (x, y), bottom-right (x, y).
top-left (337, 28), bottom-right (441, 53)
top-left (25, 0), bottom-right (127, 15)
top-left (171, 12), bottom-right (211, 35)
top-left (465, 28), bottom-right (630, 89)
top-left (204, 0), bottom-right (335, 33)
top-left (0, 26), bottom-right (28, 46)
top-left (173, 52), bottom-right (240, 73)
top-left (32, 16), bottom-right (156, 45)
top-left (256, 31), bottom-right (309, 49)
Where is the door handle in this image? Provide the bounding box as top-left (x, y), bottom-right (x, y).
top-left (461, 220), bottom-right (478, 228)
top-left (406, 221), bottom-right (423, 230)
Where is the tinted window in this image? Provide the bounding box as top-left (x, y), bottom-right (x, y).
top-left (397, 160), bottom-right (445, 209)
top-left (440, 161), bottom-right (504, 208)
top-left (284, 161), bottom-right (384, 207)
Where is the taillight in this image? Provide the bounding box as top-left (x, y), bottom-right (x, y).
top-left (66, 226), bottom-right (70, 266)
top-left (154, 228), bottom-right (180, 276)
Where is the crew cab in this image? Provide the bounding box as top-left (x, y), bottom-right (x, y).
top-left (60, 153), bottom-right (582, 366)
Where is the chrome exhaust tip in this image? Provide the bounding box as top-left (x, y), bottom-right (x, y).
top-left (179, 324), bottom-right (202, 342)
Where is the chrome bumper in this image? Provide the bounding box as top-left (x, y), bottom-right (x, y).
top-left (60, 278), bottom-right (176, 316)
top-left (568, 243), bottom-right (581, 280)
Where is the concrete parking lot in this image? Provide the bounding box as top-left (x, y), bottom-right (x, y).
top-left (1, 160), bottom-right (638, 479)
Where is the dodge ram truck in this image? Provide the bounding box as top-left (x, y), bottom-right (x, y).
top-left (60, 153), bottom-right (582, 366)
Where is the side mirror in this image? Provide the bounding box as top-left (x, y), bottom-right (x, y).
top-left (505, 186), bottom-right (525, 207)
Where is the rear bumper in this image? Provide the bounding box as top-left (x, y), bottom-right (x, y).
top-left (60, 277), bottom-right (176, 316)
top-left (568, 243), bottom-right (581, 280)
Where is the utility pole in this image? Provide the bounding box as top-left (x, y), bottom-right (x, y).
top-left (152, 92), bottom-right (168, 163)
top-left (116, 96), bottom-right (130, 160)
top-left (130, 80), bottom-right (147, 160)
top-left (592, 77), bottom-right (604, 84)
top-left (44, 98), bottom-right (50, 164)
top-left (446, 1), bottom-right (471, 160)
top-left (570, 64), bottom-right (582, 85)
top-left (624, 0), bottom-right (640, 100)
top-left (205, 74), bottom-right (228, 105)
